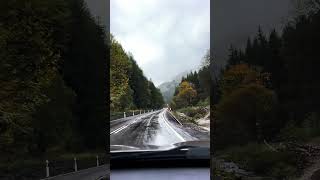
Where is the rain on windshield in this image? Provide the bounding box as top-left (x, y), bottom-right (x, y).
top-left (110, 0), bottom-right (210, 151)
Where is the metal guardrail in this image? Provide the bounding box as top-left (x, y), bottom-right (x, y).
top-left (41, 155), bottom-right (107, 179)
top-left (110, 109), bottom-right (157, 121)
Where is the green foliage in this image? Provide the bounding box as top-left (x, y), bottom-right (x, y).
top-left (128, 56), bottom-right (164, 109)
top-left (216, 65), bottom-right (277, 149)
top-left (198, 65), bottom-right (211, 99)
top-left (227, 45), bottom-right (245, 66)
top-left (110, 37), bottom-right (164, 111)
top-left (31, 74), bottom-right (75, 154)
top-left (0, 0), bottom-right (108, 160)
top-left (216, 4), bottom-right (320, 179)
top-left (178, 107), bottom-right (207, 119)
top-left (196, 97), bottom-right (210, 107)
top-left (110, 37), bottom-right (132, 111)
top-left (170, 49), bottom-right (210, 110)
top-left (219, 143), bottom-right (299, 179)
top-left (216, 84), bottom-right (277, 148)
top-left (220, 64), bottom-right (265, 97)
top-left (0, 0), bottom-right (72, 155)
top-left (61, 0), bottom-right (107, 149)
top-left (223, 10), bottom-right (320, 128)
top-left (279, 113), bottom-right (320, 142)
top-left (219, 10), bottom-right (320, 140)
top-left (281, 12), bottom-right (320, 123)
top-left (212, 168), bottom-right (239, 180)
top-left (170, 81), bottom-right (197, 109)
top-left (149, 80), bottom-right (165, 109)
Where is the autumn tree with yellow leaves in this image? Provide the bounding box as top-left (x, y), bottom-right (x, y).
top-left (171, 81), bottom-right (197, 109)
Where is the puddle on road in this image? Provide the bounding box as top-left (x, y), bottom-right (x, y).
top-left (111, 111), bottom-right (190, 149)
top-left (143, 115), bottom-right (159, 145)
top-left (144, 111), bottom-right (185, 146)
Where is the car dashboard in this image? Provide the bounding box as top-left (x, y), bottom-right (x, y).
top-left (111, 167), bottom-right (209, 180)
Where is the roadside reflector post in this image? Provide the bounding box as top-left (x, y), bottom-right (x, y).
top-left (144, 110), bottom-right (145, 113)
top-left (45, 160), bottom-right (50, 177)
top-left (123, 112), bottom-right (126, 118)
top-left (96, 155), bottom-right (99, 167)
top-left (74, 157), bottom-right (77, 172)
top-left (140, 110), bottom-right (141, 114)
top-left (133, 111), bottom-right (135, 116)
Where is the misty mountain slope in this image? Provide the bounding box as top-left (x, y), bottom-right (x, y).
top-left (158, 80), bottom-right (179, 103)
top-left (158, 70), bottom-right (191, 103)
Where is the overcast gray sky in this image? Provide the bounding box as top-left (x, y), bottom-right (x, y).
top-left (111, 0), bottom-right (210, 86)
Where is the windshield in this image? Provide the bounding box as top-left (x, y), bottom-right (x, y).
top-left (110, 0), bottom-right (210, 153)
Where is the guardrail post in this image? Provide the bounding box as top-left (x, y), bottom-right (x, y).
top-left (96, 155), bottom-right (99, 167)
top-left (46, 160), bottom-right (50, 177)
top-left (74, 157), bottom-right (77, 172)
top-left (123, 112), bottom-right (126, 118)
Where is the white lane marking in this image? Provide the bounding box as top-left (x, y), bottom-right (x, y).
top-left (147, 114), bottom-right (154, 127)
top-left (143, 114), bottom-right (156, 143)
top-left (110, 112), bottom-right (157, 135)
top-left (110, 119), bottom-right (137, 135)
top-left (161, 111), bottom-right (185, 141)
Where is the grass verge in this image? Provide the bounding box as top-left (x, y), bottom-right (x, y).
top-left (215, 143), bottom-right (300, 179)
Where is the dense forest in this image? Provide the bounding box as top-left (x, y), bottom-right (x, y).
top-left (170, 50), bottom-right (210, 110)
top-left (214, 0), bottom-right (320, 178)
top-left (0, 0), bottom-right (107, 176)
top-left (110, 36), bottom-right (164, 112)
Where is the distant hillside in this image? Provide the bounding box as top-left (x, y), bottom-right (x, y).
top-left (111, 35), bottom-right (164, 111)
top-left (158, 80), bottom-right (179, 103)
top-left (158, 70), bottom-right (191, 103)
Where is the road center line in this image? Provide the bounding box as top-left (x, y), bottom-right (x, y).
top-left (110, 112), bottom-right (156, 135)
top-left (147, 114), bottom-right (154, 127)
top-left (110, 118), bottom-right (138, 135)
top-left (143, 114), bottom-right (156, 143)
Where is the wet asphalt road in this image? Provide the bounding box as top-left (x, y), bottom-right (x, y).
top-left (110, 108), bottom-right (208, 149)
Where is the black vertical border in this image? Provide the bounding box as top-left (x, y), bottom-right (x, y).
top-left (210, 0), bottom-right (215, 179)
top-left (106, 0), bottom-right (110, 151)
top-left (105, 0), bottom-right (111, 174)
